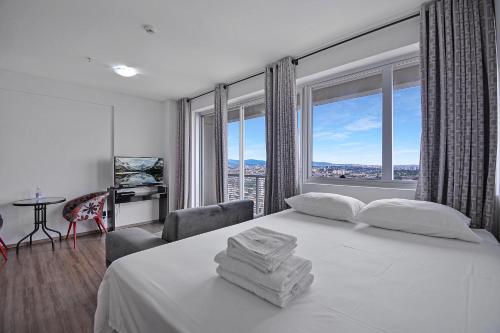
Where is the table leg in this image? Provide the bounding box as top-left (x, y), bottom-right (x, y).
top-left (16, 203), bottom-right (63, 254)
top-left (16, 225), bottom-right (40, 254)
top-left (29, 224), bottom-right (40, 245)
top-left (37, 204), bottom-right (57, 250)
top-left (39, 204), bottom-right (62, 241)
top-left (42, 222), bottom-right (62, 242)
top-left (41, 223), bottom-right (54, 250)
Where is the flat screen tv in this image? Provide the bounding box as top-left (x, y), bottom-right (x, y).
top-left (114, 156), bottom-right (164, 187)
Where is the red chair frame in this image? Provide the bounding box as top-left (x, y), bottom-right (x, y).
top-left (0, 236), bottom-right (7, 262)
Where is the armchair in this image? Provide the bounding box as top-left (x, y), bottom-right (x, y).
top-left (63, 191), bottom-right (108, 249)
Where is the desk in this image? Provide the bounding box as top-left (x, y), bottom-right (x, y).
top-left (13, 197), bottom-right (65, 253)
top-left (107, 186), bottom-right (168, 231)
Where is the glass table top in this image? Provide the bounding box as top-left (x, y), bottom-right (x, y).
top-left (13, 197), bottom-right (66, 206)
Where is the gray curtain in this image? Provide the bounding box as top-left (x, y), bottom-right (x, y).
top-left (175, 98), bottom-right (192, 210)
top-left (214, 84), bottom-right (228, 203)
top-left (264, 56), bottom-right (298, 214)
top-left (416, 0), bottom-right (498, 233)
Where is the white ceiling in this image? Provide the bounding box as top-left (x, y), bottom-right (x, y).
top-left (0, 0), bottom-right (424, 101)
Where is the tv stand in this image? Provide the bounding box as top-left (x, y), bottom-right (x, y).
top-left (107, 184), bottom-right (168, 231)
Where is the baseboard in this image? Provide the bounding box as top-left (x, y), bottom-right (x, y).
top-left (5, 229), bottom-right (103, 248)
top-left (5, 220), bottom-right (163, 248)
top-left (114, 219), bottom-right (163, 229)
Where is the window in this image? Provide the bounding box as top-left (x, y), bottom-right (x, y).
top-left (227, 101), bottom-right (266, 214)
top-left (311, 73), bottom-right (383, 179)
top-left (227, 109), bottom-right (241, 202)
top-left (393, 64), bottom-right (421, 180)
top-left (306, 58), bottom-right (421, 183)
top-left (243, 103), bottom-right (266, 215)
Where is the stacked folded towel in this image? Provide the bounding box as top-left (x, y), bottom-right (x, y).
top-left (215, 226), bottom-right (313, 308)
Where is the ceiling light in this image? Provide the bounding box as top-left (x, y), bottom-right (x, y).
top-left (112, 65), bottom-right (138, 77)
top-left (143, 24), bottom-right (157, 34)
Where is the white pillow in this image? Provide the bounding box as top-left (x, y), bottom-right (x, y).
top-left (356, 198), bottom-right (481, 243)
top-left (285, 192), bottom-right (366, 222)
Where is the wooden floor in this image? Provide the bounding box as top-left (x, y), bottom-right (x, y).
top-left (0, 222), bottom-right (164, 333)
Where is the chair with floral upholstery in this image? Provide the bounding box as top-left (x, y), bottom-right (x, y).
top-left (62, 191), bottom-right (108, 249)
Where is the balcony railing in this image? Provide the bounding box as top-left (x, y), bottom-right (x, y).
top-left (228, 173), bottom-right (266, 215)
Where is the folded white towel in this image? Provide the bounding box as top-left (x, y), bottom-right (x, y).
top-left (215, 250), bottom-right (312, 293)
top-left (216, 266), bottom-right (314, 308)
top-left (227, 227), bottom-right (297, 272)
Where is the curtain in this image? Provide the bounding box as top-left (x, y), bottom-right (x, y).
top-left (416, 0), bottom-right (498, 233)
top-left (264, 56), bottom-right (298, 214)
top-left (175, 98), bottom-right (192, 210)
top-left (214, 83), bottom-right (228, 203)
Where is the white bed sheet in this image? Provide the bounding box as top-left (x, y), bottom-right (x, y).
top-left (95, 210), bottom-right (500, 333)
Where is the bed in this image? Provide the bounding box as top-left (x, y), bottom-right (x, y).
top-left (95, 210), bottom-right (500, 333)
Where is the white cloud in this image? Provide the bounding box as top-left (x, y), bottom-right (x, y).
top-left (344, 117), bottom-right (381, 132)
top-left (313, 131), bottom-right (349, 141)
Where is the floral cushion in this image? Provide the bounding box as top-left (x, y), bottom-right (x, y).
top-left (63, 192), bottom-right (107, 223)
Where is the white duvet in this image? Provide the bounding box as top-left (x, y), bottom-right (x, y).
top-left (95, 210), bottom-right (500, 333)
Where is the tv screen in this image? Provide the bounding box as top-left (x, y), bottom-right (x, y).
top-left (114, 157), bottom-right (164, 187)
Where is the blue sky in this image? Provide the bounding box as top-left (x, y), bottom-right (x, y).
top-left (228, 86), bottom-right (421, 165)
top-left (228, 115), bottom-right (266, 160)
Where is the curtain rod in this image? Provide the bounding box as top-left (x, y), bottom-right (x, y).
top-left (187, 11), bottom-right (420, 103)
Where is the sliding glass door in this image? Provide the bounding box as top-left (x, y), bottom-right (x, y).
top-left (227, 108), bottom-right (241, 202)
top-left (243, 103), bottom-right (266, 215)
top-left (200, 96), bottom-right (300, 211)
top-left (199, 101), bottom-right (266, 212)
top-left (227, 101), bottom-right (266, 215)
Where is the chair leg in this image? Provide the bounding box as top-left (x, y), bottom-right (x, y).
top-left (73, 223), bottom-right (77, 249)
top-left (96, 217), bottom-right (108, 234)
top-left (0, 236), bottom-right (7, 250)
top-left (0, 237), bottom-right (7, 262)
top-left (0, 246), bottom-right (7, 262)
top-left (94, 219), bottom-right (103, 234)
top-left (66, 222), bottom-right (73, 239)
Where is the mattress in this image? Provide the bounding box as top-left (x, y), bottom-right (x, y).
top-left (95, 210), bottom-right (500, 333)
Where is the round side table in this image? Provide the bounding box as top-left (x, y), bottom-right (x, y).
top-left (13, 197), bottom-right (66, 253)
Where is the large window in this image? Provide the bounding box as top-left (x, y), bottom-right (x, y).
top-left (307, 58), bottom-right (421, 183)
top-left (227, 101), bottom-right (266, 215)
top-left (311, 73), bottom-right (383, 179)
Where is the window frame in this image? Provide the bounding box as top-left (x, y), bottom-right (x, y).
top-left (302, 55), bottom-right (420, 189)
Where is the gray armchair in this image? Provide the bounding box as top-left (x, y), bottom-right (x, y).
top-left (106, 200), bottom-right (254, 266)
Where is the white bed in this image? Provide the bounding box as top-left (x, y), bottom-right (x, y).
top-left (95, 210), bottom-right (500, 333)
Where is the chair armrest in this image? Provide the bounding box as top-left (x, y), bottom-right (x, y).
top-left (106, 228), bottom-right (167, 265)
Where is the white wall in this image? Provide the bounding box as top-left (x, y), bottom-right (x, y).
top-left (0, 69), bottom-right (174, 245)
top-left (191, 16), bottom-right (420, 203)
